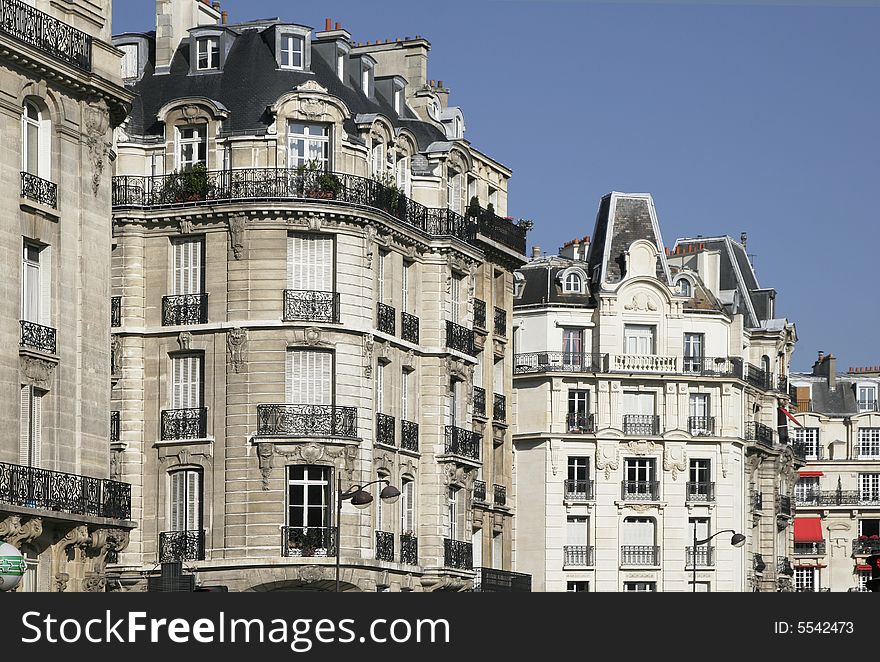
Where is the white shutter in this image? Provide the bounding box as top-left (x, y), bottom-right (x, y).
top-left (288, 235), bottom-right (333, 292)
top-left (492, 533), bottom-right (502, 569)
top-left (376, 363), bottom-right (384, 415)
top-left (187, 471), bottom-right (201, 531)
top-left (171, 472), bottom-right (184, 531)
top-left (401, 262), bottom-right (409, 314)
top-left (567, 518), bottom-right (588, 546)
top-left (173, 239), bottom-right (202, 295)
top-left (401, 370), bottom-right (408, 421)
top-left (472, 528), bottom-right (483, 567)
top-left (451, 276), bottom-right (461, 322)
top-left (377, 251), bottom-right (385, 304)
top-left (39, 247), bottom-right (50, 326)
top-left (19, 386), bottom-right (30, 466)
top-left (172, 355), bottom-right (201, 409)
top-left (31, 392), bottom-right (41, 469)
top-left (401, 480), bottom-right (415, 533)
top-left (624, 518), bottom-right (655, 546)
top-left (287, 350), bottom-right (331, 405)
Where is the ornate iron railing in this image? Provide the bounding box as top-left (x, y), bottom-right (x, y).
top-left (377, 302), bottom-right (396, 336)
top-left (564, 546), bottom-right (595, 566)
top-left (401, 312), bottom-right (419, 344)
top-left (283, 290), bottom-right (340, 323)
top-left (753, 554), bottom-right (767, 573)
top-left (19, 320), bottom-right (56, 354)
top-left (159, 530), bottom-right (205, 562)
top-left (493, 393), bottom-right (507, 423)
top-left (0, 461), bottom-right (131, 519)
top-left (794, 542), bottom-right (826, 556)
top-left (746, 421), bottom-right (775, 447)
top-left (472, 208), bottom-right (528, 254)
top-left (111, 296), bottom-right (121, 327)
top-left (621, 546), bottom-right (660, 566)
top-left (566, 413), bottom-right (596, 433)
top-left (400, 534), bottom-right (418, 565)
top-left (686, 546), bottom-right (715, 567)
top-left (777, 375), bottom-right (789, 394)
top-left (623, 414), bottom-right (660, 436)
top-left (375, 530), bottom-right (394, 562)
top-left (400, 420), bottom-right (419, 452)
top-left (564, 479), bottom-right (594, 501)
top-left (688, 416), bottom-right (715, 437)
top-left (162, 294), bottom-right (208, 326)
top-left (854, 538), bottom-right (880, 555)
top-left (444, 426), bottom-right (481, 461)
top-left (375, 413), bottom-right (396, 447)
top-left (777, 495), bottom-right (793, 516)
top-left (473, 299), bottom-right (487, 331)
top-left (746, 363), bottom-right (771, 390)
top-left (494, 484), bottom-right (507, 506)
top-left (686, 481), bottom-right (715, 503)
top-left (473, 567), bottom-right (532, 592)
top-left (0, 0), bottom-right (92, 71)
top-left (473, 387), bottom-right (486, 418)
top-left (799, 490), bottom-right (862, 506)
top-left (282, 526), bottom-right (336, 557)
top-left (621, 480), bottom-right (660, 501)
top-left (751, 490), bottom-right (764, 511)
top-left (161, 408), bottom-right (207, 441)
top-left (256, 404), bottom-right (358, 439)
top-left (681, 356), bottom-right (741, 378)
top-left (514, 352), bottom-right (609, 374)
top-left (777, 557), bottom-right (794, 576)
top-left (443, 539), bottom-right (473, 570)
top-left (494, 307), bottom-right (507, 338)
top-left (20, 171), bottom-right (57, 208)
top-left (446, 320), bottom-right (476, 356)
top-left (110, 411), bottom-right (121, 443)
top-left (474, 480), bottom-right (487, 502)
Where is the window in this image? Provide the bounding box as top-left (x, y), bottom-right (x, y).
top-left (794, 567), bottom-right (818, 592)
top-left (795, 428), bottom-right (820, 459)
top-left (400, 478), bottom-right (415, 535)
top-left (394, 88), bottom-right (402, 115)
top-left (196, 37), bottom-right (220, 70)
top-left (450, 274), bottom-right (463, 323)
top-left (170, 469), bottom-right (202, 532)
top-left (287, 465), bottom-right (331, 529)
top-left (20, 547), bottom-right (39, 593)
top-left (513, 272), bottom-right (525, 298)
top-left (689, 393), bottom-right (711, 434)
top-left (795, 477), bottom-right (819, 504)
top-left (860, 519), bottom-right (880, 537)
top-left (677, 278), bottom-right (692, 297)
top-left (376, 362), bottom-right (385, 415)
top-left (171, 354), bottom-right (203, 410)
top-left (22, 101), bottom-right (47, 178)
top-left (371, 141), bottom-right (385, 177)
top-left (176, 125), bottom-right (207, 171)
top-left (562, 328), bottom-right (584, 364)
top-left (688, 517), bottom-right (710, 543)
top-left (688, 582), bottom-right (710, 592)
top-left (21, 242), bottom-right (47, 324)
top-left (401, 368), bottom-right (410, 422)
top-left (286, 350), bottom-right (332, 405)
top-left (563, 272), bottom-right (583, 294)
top-left (566, 516), bottom-right (589, 549)
top-left (337, 52), bottom-right (345, 79)
top-left (568, 457), bottom-right (590, 484)
top-left (447, 487), bottom-right (462, 540)
top-left (287, 122), bottom-right (330, 170)
top-left (467, 177), bottom-right (477, 205)
top-left (860, 474), bottom-right (880, 504)
top-left (447, 168), bottom-right (463, 214)
top-left (859, 429), bottom-right (880, 458)
top-left (280, 34), bottom-right (304, 69)
top-left (377, 249), bottom-right (387, 304)
top-left (288, 233), bottom-right (334, 295)
top-left (859, 570), bottom-right (871, 592)
top-left (172, 237), bottom-right (204, 295)
top-left (623, 391), bottom-right (655, 416)
top-left (567, 390), bottom-right (590, 431)
top-left (396, 156), bottom-right (411, 196)
top-left (488, 186), bottom-right (498, 209)
top-left (761, 355), bottom-right (771, 377)
top-left (624, 325), bottom-right (655, 355)
top-left (623, 582), bottom-right (656, 592)
top-left (683, 333), bottom-right (704, 373)
top-left (447, 379), bottom-right (459, 427)
top-left (120, 43), bottom-right (138, 79)
top-left (492, 532), bottom-right (502, 569)
top-left (567, 581), bottom-right (589, 592)
top-left (401, 261), bottom-right (412, 314)
top-left (624, 458), bottom-right (656, 498)
top-left (858, 386), bottom-right (877, 412)
top-left (19, 386), bottom-right (43, 468)
top-left (689, 459), bottom-right (711, 499)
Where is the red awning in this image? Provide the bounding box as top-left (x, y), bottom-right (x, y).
top-left (794, 518), bottom-right (824, 543)
top-left (800, 471), bottom-right (824, 477)
top-left (780, 407), bottom-right (804, 428)
top-left (857, 564), bottom-right (872, 572)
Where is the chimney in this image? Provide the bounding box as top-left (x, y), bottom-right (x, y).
top-left (531, 246), bottom-right (541, 260)
top-left (221, 10), bottom-right (227, 24)
top-left (325, 18), bottom-right (332, 31)
top-left (154, 0), bottom-right (221, 74)
top-left (740, 232), bottom-right (748, 251)
top-left (812, 351), bottom-right (837, 388)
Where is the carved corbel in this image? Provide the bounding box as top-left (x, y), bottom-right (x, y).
top-left (51, 525), bottom-right (90, 593)
top-left (228, 215), bottom-right (247, 260)
top-left (0, 516), bottom-right (42, 548)
top-left (227, 327), bottom-right (248, 373)
top-left (20, 355), bottom-right (57, 390)
top-left (257, 443), bottom-right (274, 491)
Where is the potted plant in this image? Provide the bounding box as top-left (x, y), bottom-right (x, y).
top-left (317, 172), bottom-right (342, 199)
top-left (373, 171), bottom-right (404, 216)
top-left (466, 195), bottom-right (481, 220)
top-left (159, 163), bottom-right (214, 203)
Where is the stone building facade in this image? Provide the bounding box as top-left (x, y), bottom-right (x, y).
top-left (512, 192), bottom-right (801, 592)
top-left (110, 1), bottom-right (527, 592)
top-left (0, 0), bottom-right (134, 591)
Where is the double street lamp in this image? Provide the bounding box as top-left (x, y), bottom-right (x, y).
top-left (335, 477), bottom-right (400, 593)
top-left (691, 529), bottom-right (746, 592)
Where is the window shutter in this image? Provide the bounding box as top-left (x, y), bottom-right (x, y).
top-left (401, 480), bottom-right (415, 533)
top-left (376, 363), bottom-right (384, 415)
top-left (171, 472), bottom-right (184, 531)
top-left (472, 528), bottom-right (483, 567)
top-left (173, 239), bottom-right (202, 295)
top-left (39, 247), bottom-right (50, 327)
top-left (401, 370), bottom-right (408, 421)
top-left (31, 391), bottom-right (41, 469)
top-left (287, 350), bottom-right (331, 405)
top-left (172, 355), bottom-right (201, 409)
top-left (288, 235), bottom-right (332, 292)
top-left (187, 471), bottom-right (201, 531)
top-left (19, 386), bottom-right (30, 466)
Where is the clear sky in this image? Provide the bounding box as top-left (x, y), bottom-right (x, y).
top-left (112, 0), bottom-right (880, 372)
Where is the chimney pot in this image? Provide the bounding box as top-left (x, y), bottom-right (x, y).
top-left (325, 18), bottom-right (332, 31)
top-left (438, 80), bottom-right (444, 88)
top-left (531, 246), bottom-right (541, 259)
top-left (336, 22), bottom-right (342, 30)
top-left (212, 1), bottom-right (220, 9)
top-left (221, 10), bottom-right (228, 23)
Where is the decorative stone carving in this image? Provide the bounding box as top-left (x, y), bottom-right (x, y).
top-left (0, 516), bottom-right (42, 548)
top-left (227, 328), bottom-right (248, 373)
top-left (296, 80), bottom-right (330, 94)
top-left (257, 443), bottom-right (274, 491)
top-left (52, 525), bottom-right (90, 593)
top-left (84, 98), bottom-right (112, 196)
top-left (626, 440), bottom-right (657, 456)
top-left (402, 350), bottom-right (416, 371)
top-left (446, 357), bottom-right (473, 383)
top-left (82, 574), bottom-right (106, 593)
top-left (306, 214), bottom-right (322, 232)
top-left (628, 504), bottom-right (657, 513)
top-left (275, 443), bottom-right (358, 479)
top-left (228, 215), bottom-right (247, 259)
top-left (110, 449), bottom-right (124, 481)
top-left (363, 335), bottom-right (375, 378)
top-left (665, 383), bottom-right (676, 394)
top-left (442, 464), bottom-right (471, 488)
top-left (623, 292), bottom-right (658, 312)
top-left (180, 104), bottom-right (203, 123)
top-left (303, 327), bottom-right (324, 347)
top-left (20, 355), bottom-right (56, 390)
top-left (663, 445), bottom-right (687, 481)
top-left (298, 565), bottom-right (325, 584)
top-left (719, 449), bottom-right (729, 479)
top-left (111, 335), bottom-right (122, 375)
top-left (365, 226), bottom-right (377, 268)
top-left (179, 219), bottom-right (193, 235)
top-left (596, 444), bottom-right (620, 480)
top-left (178, 332), bottom-right (193, 351)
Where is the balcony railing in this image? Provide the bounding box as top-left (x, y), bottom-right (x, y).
top-left (688, 416), bottom-right (716, 437)
top-left (444, 426), bottom-right (481, 461)
top-left (777, 375), bottom-right (789, 394)
top-left (494, 307), bottom-right (507, 338)
top-left (112, 169), bottom-right (526, 254)
top-left (686, 546), bottom-right (715, 567)
top-left (681, 356), bottom-right (741, 378)
top-left (443, 539), bottom-right (473, 570)
top-left (751, 491), bottom-right (764, 511)
top-left (746, 421), bottom-right (776, 447)
top-left (793, 399), bottom-right (811, 413)
top-left (375, 530), bottom-right (395, 562)
top-left (446, 320), bottom-right (476, 356)
top-left (794, 541), bottom-right (826, 556)
top-left (283, 290), bottom-right (340, 323)
top-left (621, 480), bottom-right (660, 501)
top-left (473, 387), bottom-right (486, 418)
top-left (162, 294), bottom-right (208, 326)
top-left (777, 495), bottom-right (793, 517)
top-left (474, 480), bottom-right (487, 502)
top-left (473, 567), bottom-right (532, 592)
top-left (800, 490), bottom-right (868, 507)
top-left (494, 484), bottom-right (507, 506)
top-left (400, 534), bottom-right (418, 565)
top-left (111, 296), bottom-right (122, 327)
top-left (256, 404), bottom-right (358, 439)
top-left (20, 171), bottom-right (57, 208)
top-left (686, 481), bottom-right (715, 503)
top-left (473, 299), bottom-right (487, 331)
top-left (777, 557), bottom-right (794, 576)
top-left (376, 413), bottom-right (395, 447)
top-left (110, 411), bottom-right (121, 443)
top-left (621, 546), bottom-right (660, 566)
top-left (401, 311), bottom-right (419, 344)
top-left (564, 546), bottom-right (594, 566)
top-left (282, 526), bottom-right (336, 557)
top-left (19, 320), bottom-right (56, 354)
top-left (564, 479), bottom-right (594, 501)
top-left (400, 420), bottom-right (419, 453)
top-left (0, 0), bottom-right (92, 71)
top-left (854, 538), bottom-right (880, 556)
top-left (754, 554), bottom-right (767, 573)
top-left (623, 414), bottom-right (660, 436)
top-left (514, 352), bottom-right (609, 374)
top-left (377, 302), bottom-right (396, 335)
top-left (159, 530), bottom-right (205, 562)
top-left (161, 408), bottom-right (208, 441)
top-left (493, 393), bottom-right (507, 423)
top-left (613, 354), bottom-right (677, 373)
top-left (566, 412), bottom-right (596, 433)
top-left (0, 461), bottom-right (131, 520)
top-left (745, 364), bottom-right (771, 390)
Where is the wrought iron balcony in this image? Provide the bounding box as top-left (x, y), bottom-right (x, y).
top-left (777, 375), bottom-right (789, 394)
top-left (19, 320), bottom-right (56, 354)
top-left (443, 539), bottom-right (473, 570)
top-left (688, 416), bottom-right (716, 437)
top-left (621, 545), bottom-right (660, 566)
top-left (686, 481), bottom-right (715, 503)
top-left (686, 546), bottom-right (715, 567)
top-left (794, 541), bottom-right (826, 556)
top-left (473, 387), bottom-right (486, 418)
top-left (473, 299), bottom-right (487, 331)
top-left (623, 414), bottom-right (661, 436)
top-left (800, 490), bottom-right (860, 506)
top-left (514, 352), bottom-right (609, 374)
top-left (0, 461), bottom-right (131, 520)
top-left (0, 0), bottom-right (92, 71)
top-left (494, 484), bottom-right (507, 506)
top-left (564, 545), bottom-right (594, 566)
top-left (473, 567), bottom-right (532, 592)
top-left (795, 490), bottom-right (820, 506)
top-left (751, 490), bottom-right (764, 511)
top-left (110, 411), bottom-right (121, 443)
top-left (376, 413), bottom-right (396, 447)
top-left (854, 538), bottom-right (880, 556)
top-left (777, 557), bottom-right (794, 576)
top-left (282, 526), bottom-right (337, 557)
top-left (161, 408), bottom-right (208, 441)
top-left (493, 393), bottom-right (507, 423)
top-left (621, 480), bottom-right (660, 501)
top-left (283, 290), bottom-right (340, 323)
top-left (377, 302), bottom-right (396, 335)
top-left (777, 495), bottom-right (793, 517)
top-left (681, 356), bottom-right (741, 378)
top-left (400, 534), bottom-right (418, 565)
top-left (159, 530), bottom-right (205, 562)
top-left (472, 206), bottom-right (528, 255)
top-left (564, 479), bottom-right (594, 501)
top-left (20, 171), bottom-right (57, 208)
top-left (375, 530), bottom-right (394, 562)
top-left (473, 480), bottom-right (487, 502)
top-left (111, 296), bottom-right (121, 327)
top-left (566, 412), bottom-right (596, 433)
top-left (494, 307), bottom-right (507, 338)
top-left (746, 421), bottom-right (776, 447)
top-left (400, 420), bottom-right (419, 452)
top-left (754, 554), bottom-right (767, 573)
top-left (613, 354), bottom-right (677, 373)
top-left (444, 426), bottom-right (481, 461)
top-left (446, 320), bottom-right (476, 356)
top-left (401, 311), bottom-right (419, 344)
top-left (256, 404), bottom-right (358, 439)
top-left (745, 363), bottom-right (771, 390)
top-left (162, 293), bottom-right (208, 326)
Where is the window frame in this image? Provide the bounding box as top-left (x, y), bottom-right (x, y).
top-left (280, 33), bottom-right (305, 70)
top-left (169, 468), bottom-right (203, 533)
top-left (196, 36), bottom-right (220, 71)
top-left (175, 125), bottom-right (207, 172)
top-left (287, 121), bottom-right (331, 171)
top-left (286, 465), bottom-right (332, 530)
top-left (624, 324), bottom-right (656, 355)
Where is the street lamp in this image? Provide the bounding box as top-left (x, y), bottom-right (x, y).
top-left (691, 529), bottom-right (746, 592)
top-left (335, 477), bottom-right (400, 593)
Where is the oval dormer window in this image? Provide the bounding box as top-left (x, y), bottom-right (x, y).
top-left (563, 272), bottom-right (582, 294)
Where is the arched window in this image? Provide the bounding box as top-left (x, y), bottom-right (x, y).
top-left (563, 272), bottom-right (583, 294)
top-left (22, 101), bottom-right (47, 178)
top-left (677, 278), bottom-right (692, 297)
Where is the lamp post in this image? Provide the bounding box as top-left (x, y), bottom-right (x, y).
top-left (691, 529), bottom-right (746, 592)
top-left (335, 477), bottom-right (400, 593)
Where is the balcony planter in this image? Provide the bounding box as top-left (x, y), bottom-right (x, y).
top-left (159, 164), bottom-right (214, 204)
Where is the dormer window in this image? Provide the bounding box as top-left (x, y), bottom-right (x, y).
top-left (564, 273), bottom-right (583, 294)
top-left (859, 386), bottom-right (877, 412)
top-left (120, 43), bottom-right (138, 79)
top-left (196, 36), bottom-right (219, 71)
top-left (513, 272), bottom-right (525, 298)
top-left (371, 141), bottom-right (385, 177)
top-left (677, 278), bottom-right (692, 297)
top-left (337, 53), bottom-right (345, 79)
top-left (280, 34), bottom-right (304, 69)
top-left (394, 88), bottom-right (402, 115)
top-left (361, 62), bottom-right (373, 95)
top-left (177, 125), bottom-right (207, 171)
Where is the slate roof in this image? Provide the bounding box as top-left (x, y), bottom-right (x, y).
top-left (515, 255), bottom-right (591, 307)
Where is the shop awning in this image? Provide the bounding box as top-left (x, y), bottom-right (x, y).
top-left (800, 471), bottom-right (824, 477)
top-left (794, 518), bottom-right (824, 543)
top-left (857, 564), bottom-right (872, 572)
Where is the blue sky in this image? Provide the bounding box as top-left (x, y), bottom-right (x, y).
top-left (112, 1), bottom-right (880, 372)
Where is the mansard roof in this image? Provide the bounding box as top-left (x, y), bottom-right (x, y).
top-left (515, 255), bottom-right (592, 307)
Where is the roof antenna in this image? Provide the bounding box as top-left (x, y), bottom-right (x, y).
top-left (740, 232), bottom-right (748, 251)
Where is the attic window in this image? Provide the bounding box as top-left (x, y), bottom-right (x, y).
top-left (394, 88), bottom-right (402, 115)
top-left (563, 273), bottom-right (583, 294)
top-left (337, 53), bottom-right (345, 79)
top-left (280, 34), bottom-right (304, 69)
top-left (361, 60), bottom-right (374, 96)
top-left (513, 272), bottom-right (525, 298)
top-left (677, 278), bottom-right (692, 297)
top-left (120, 43), bottom-right (138, 79)
top-left (196, 36), bottom-right (220, 71)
